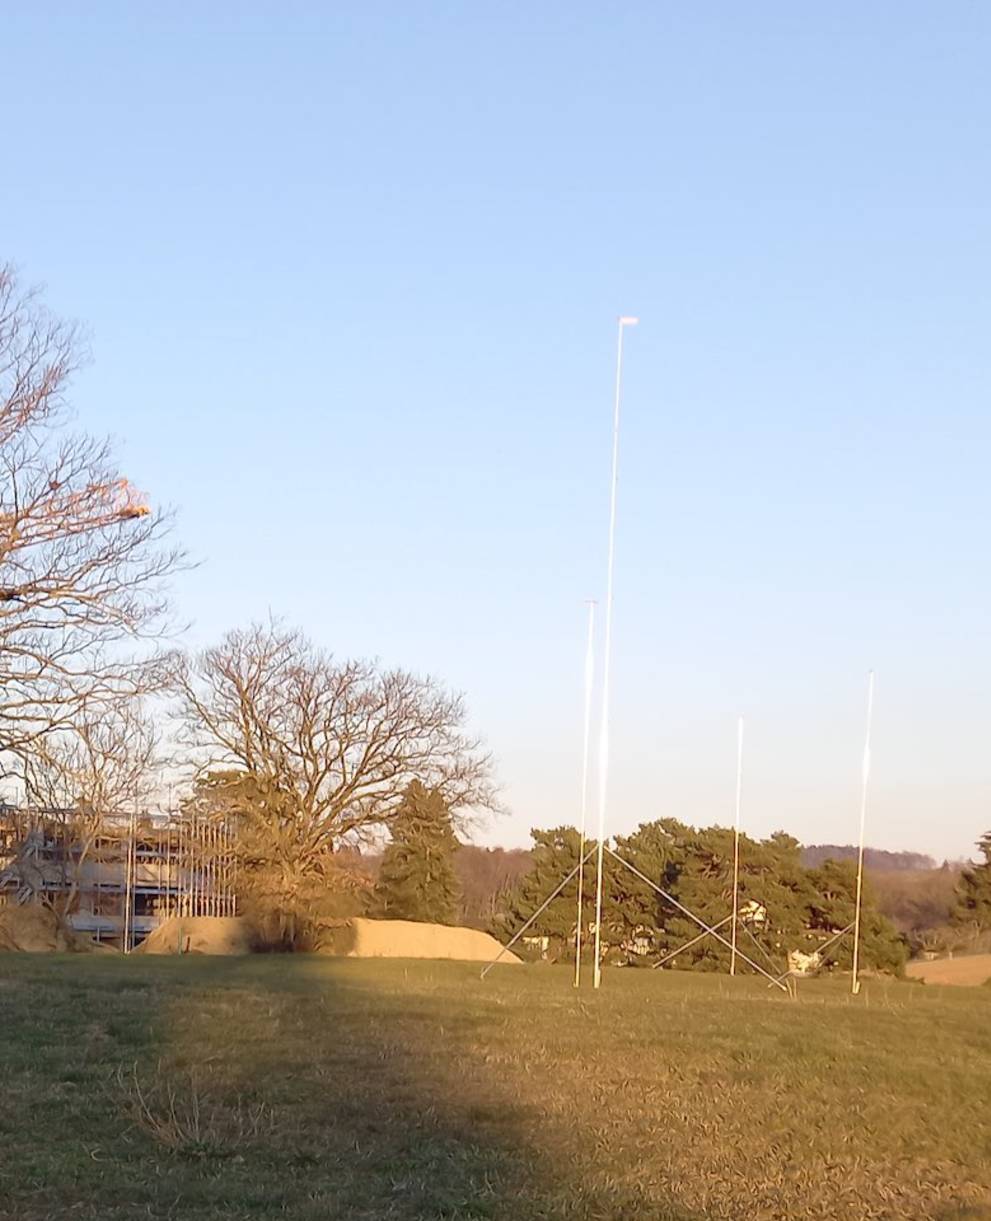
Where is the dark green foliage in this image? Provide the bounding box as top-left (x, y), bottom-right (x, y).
top-left (493, 826), bottom-right (594, 954)
top-left (954, 831), bottom-right (991, 930)
top-left (501, 818), bottom-right (906, 975)
top-left (373, 782), bottom-right (460, 924)
top-left (805, 858), bottom-right (907, 973)
top-left (634, 825), bottom-right (814, 972)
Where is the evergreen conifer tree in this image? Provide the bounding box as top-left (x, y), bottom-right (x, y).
top-left (372, 781), bottom-right (460, 924)
top-left (954, 831), bottom-right (991, 931)
top-left (493, 826), bottom-right (595, 954)
top-left (498, 818), bottom-right (906, 974)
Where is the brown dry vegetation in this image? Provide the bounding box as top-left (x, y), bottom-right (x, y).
top-left (455, 843), bottom-right (532, 927)
top-left (0, 956), bottom-right (989, 1220)
top-left (868, 866), bottom-right (960, 948)
top-left (905, 954), bottom-right (991, 987)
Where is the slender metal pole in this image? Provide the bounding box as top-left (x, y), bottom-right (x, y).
top-left (592, 315), bottom-right (638, 990)
top-left (191, 806), bottom-right (198, 916)
top-left (208, 818), bottom-right (213, 916)
top-left (228, 821), bottom-right (235, 916)
top-left (119, 824), bottom-right (128, 952)
top-left (95, 818), bottom-right (102, 941)
top-left (481, 847), bottom-right (597, 979)
top-left (230, 819), bottom-right (238, 916)
top-left (164, 818), bottom-right (171, 918)
top-left (730, 716), bottom-right (744, 976)
top-left (178, 807), bottom-right (185, 916)
top-left (851, 670), bottom-right (875, 996)
top-left (187, 808), bottom-right (193, 917)
top-left (226, 820), bottom-right (233, 916)
top-left (195, 808), bottom-right (202, 917)
top-left (606, 846), bottom-right (789, 991)
top-left (124, 805), bottom-right (136, 953)
top-left (574, 600), bottom-right (597, 987)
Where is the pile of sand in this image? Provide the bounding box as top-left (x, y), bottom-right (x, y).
top-left (905, 954), bottom-right (991, 987)
top-left (317, 917), bottom-right (521, 964)
top-left (0, 904), bottom-right (109, 953)
top-left (135, 916), bottom-right (256, 956)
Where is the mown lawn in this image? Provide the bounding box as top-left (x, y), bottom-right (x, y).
top-left (0, 955), bottom-right (988, 1220)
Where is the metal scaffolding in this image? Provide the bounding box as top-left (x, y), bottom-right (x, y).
top-left (0, 804), bottom-right (238, 950)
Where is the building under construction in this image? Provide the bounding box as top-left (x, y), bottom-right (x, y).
top-left (0, 804), bottom-right (237, 949)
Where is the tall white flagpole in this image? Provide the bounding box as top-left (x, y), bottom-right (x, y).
top-left (730, 715), bottom-right (744, 977)
top-left (574, 600), bottom-right (597, 987)
top-left (851, 670), bottom-right (875, 995)
top-left (592, 315), bottom-right (638, 990)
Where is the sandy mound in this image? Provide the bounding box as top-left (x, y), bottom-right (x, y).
top-left (906, 954), bottom-right (991, 987)
top-left (136, 916), bottom-right (255, 956)
top-left (317, 917), bottom-right (521, 964)
top-left (0, 904), bottom-right (108, 953)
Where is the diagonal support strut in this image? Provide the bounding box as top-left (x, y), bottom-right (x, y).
top-left (605, 847), bottom-right (790, 993)
top-left (481, 847), bottom-right (597, 979)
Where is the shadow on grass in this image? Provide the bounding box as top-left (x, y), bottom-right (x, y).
top-left (144, 956), bottom-right (703, 1220)
top-left (0, 954), bottom-right (703, 1221)
top-left (4, 956), bottom-right (990, 1220)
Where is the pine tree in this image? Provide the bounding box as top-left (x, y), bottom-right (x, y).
top-left (496, 818), bottom-right (908, 974)
top-left (372, 782), bottom-right (460, 924)
top-left (658, 827), bottom-right (816, 972)
top-left (954, 831), bottom-right (991, 931)
top-left (494, 826), bottom-right (592, 953)
top-left (805, 857), bottom-right (906, 974)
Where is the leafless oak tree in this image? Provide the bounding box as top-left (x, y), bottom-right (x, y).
top-left (172, 621), bottom-right (498, 927)
top-left (0, 265), bottom-right (182, 764)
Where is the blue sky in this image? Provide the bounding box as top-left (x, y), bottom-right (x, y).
top-left (3, 3), bottom-right (989, 859)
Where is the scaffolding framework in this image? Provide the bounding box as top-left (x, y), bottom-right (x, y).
top-left (0, 804), bottom-right (238, 950)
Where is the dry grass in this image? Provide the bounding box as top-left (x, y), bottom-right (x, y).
top-left (906, 954), bottom-right (991, 987)
top-left (113, 1061), bottom-right (275, 1155)
top-left (0, 955), bottom-right (989, 1219)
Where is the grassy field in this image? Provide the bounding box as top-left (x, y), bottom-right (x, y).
top-left (905, 954), bottom-right (991, 987)
top-left (0, 956), bottom-right (989, 1220)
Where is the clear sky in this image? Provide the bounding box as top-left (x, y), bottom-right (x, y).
top-left (3, 3), bottom-right (989, 861)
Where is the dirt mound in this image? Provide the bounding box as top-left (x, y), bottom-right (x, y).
top-left (906, 954), bottom-right (991, 987)
top-left (136, 916), bottom-right (255, 956)
top-left (0, 904), bottom-right (108, 953)
top-left (317, 917), bottom-right (521, 964)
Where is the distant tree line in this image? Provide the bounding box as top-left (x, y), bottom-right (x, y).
top-left (801, 845), bottom-right (941, 872)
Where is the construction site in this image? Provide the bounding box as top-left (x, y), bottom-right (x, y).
top-left (0, 804), bottom-right (237, 950)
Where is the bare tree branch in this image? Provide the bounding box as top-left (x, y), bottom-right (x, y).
top-left (172, 622), bottom-right (500, 911)
top-left (0, 264), bottom-right (184, 762)
top-left (10, 700), bottom-right (161, 922)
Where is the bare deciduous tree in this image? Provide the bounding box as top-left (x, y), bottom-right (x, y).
top-left (0, 265), bottom-right (182, 762)
top-left (12, 701), bottom-right (160, 923)
top-left (172, 621), bottom-right (498, 932)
